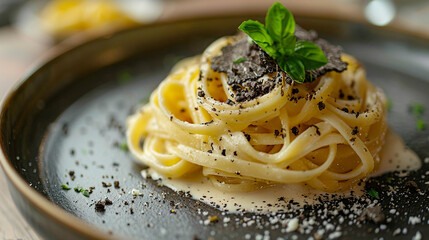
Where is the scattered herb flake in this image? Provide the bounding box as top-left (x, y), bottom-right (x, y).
top-left (386, 98), bottom-right (392, 111)
top-left (385, 177), bottom-right (394, 184)
top-left (119, 142), bottom-right (129, 151)
top-left (61, 184), bottom-right (71, 190)
top-left (74, 186), bottom-right (83, 193)
top-left (233, 57), bottom-right (246, 64)
top-left (409, 102), bottom-right (426, 131)
top-left (411, 102), bottom-right (424, 117)
top-left (368, 189), bottom-right (379, 199)
top-left (82, 190), bottom-right (90, 198)
top-left (417, 119), bottom-right (426, 131)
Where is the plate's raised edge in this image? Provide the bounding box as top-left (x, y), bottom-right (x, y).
top-left (1, 11), bottom-right (429, 240)
top-left (0, 19), bottom-right (152, 240)
top-left (0, 80), bottom-right (114, 236)
top-left (0, 149), bottom-right (115, 239)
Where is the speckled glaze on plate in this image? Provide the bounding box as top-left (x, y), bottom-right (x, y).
top-left (1, 15), bottom-right (429, 240)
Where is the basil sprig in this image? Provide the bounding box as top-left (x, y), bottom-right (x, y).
top-left (238, 2), bottom-right (328, 83)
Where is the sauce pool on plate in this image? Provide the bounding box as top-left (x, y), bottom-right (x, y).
top-left (143, 129), bottom-right (421, 214)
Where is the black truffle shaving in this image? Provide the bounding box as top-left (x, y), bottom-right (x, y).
top-left (211, 37), bottom-right (285, 102)
top-left (211, 37), bottom-right (280, 86)
top-left (211, 25), bottom-right (348, 102)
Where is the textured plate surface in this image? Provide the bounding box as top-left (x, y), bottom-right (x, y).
top-left (2, 17), bottom-right (429, 239)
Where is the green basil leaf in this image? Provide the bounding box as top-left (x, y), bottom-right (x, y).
top-left (265, 2), bottom-right (295, 41)
top-left (239, 20), bottom-right (272, 45)
top-left (278, 33), bottom-right (296, 56)
top-left (239, 20), bottom-right (279, 58)
top-left (278, 56), bottom-right (306, 83)
top-left (294, 41), bottom-right (328, 70)
top-left (238, 2), bottom-right (329, 84)
top-left (286, 58), bottom-right (306, 83)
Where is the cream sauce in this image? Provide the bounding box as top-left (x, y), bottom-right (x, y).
top-left (142, 130), bottom-right (421, 213)
top-left (370, 130), bottom-right (421, 177)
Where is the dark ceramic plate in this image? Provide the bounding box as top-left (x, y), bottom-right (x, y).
top-left (1, 16), bottom-right (429, 240)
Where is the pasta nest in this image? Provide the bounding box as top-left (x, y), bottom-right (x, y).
top-left (127, 36), bottom-right (387, 192)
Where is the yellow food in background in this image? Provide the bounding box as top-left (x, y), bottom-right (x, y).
top-left (40, 0), bottom-right (138, 38)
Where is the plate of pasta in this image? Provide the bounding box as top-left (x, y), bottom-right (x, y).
top-left (1, 3), bottom-right (429, 240)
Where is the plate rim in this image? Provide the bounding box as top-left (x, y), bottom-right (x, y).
top-left (1, 13), bottom-right (429, 240)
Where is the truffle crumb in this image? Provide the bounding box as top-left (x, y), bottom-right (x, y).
top-left (317, 101), bottom-right (325, 111)
top-left (291, 127), bottom-right (299, 136)
top-left (95, 201), bottom-right (106, 212)
top-left (351, 126), bottom-right (359, 135)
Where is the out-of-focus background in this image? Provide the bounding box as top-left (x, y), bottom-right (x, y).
top-left (0, 0), bottom-right (427, 239)
top-left (1, 0), bottom-right (429, 96)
